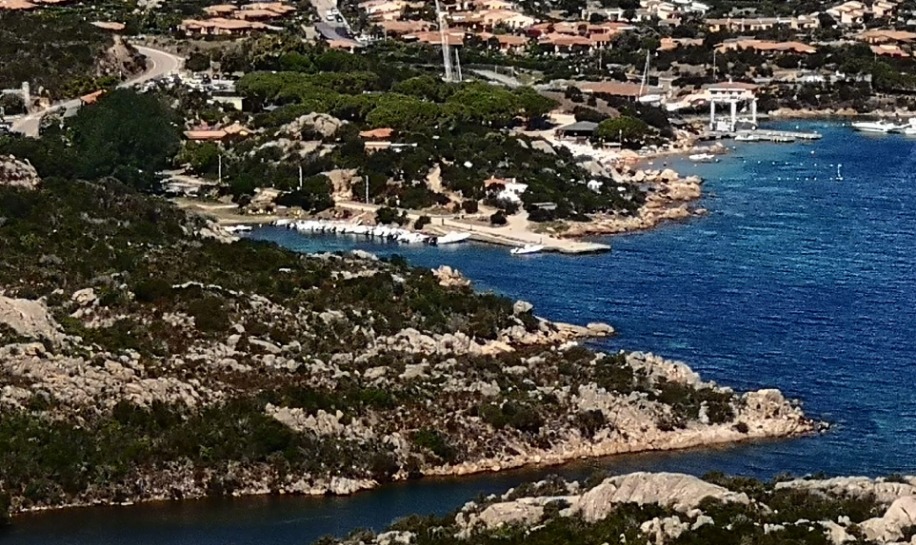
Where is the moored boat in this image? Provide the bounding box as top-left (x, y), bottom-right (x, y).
top-left (688, 153), bottom-right (717, 162)
top-left (437, 231), bottom-right (471, 245)
top-left (851, 120), bottom-right (903, 133)
top-left (510, 244), bottom-right (545, 255)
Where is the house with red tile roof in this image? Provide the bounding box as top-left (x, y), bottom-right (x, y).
top-left (0, 0), bottom-right (38, 11)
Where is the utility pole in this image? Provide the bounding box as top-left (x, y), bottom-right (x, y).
top-left (712, 48), bottom-right (717, 82)
top-left (218, 153), bottom-right (223, 185)
top-left (298, 164), bottom-right (303, 190)
top-left (434, 0), bottom-right (453, 81)
top-left (365, 176), bottom-right (370, 204)
top-left (455, 48), bottom-right (463, 82)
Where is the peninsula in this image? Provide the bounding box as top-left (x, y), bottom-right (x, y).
top-left (0, 154), bottom-right (812, 521)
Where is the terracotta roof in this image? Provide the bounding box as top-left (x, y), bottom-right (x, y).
top-left (242, 1), bottom-right (294, 13)
top-left (478, 32), bottom-right (527, 45)
top-left (184, 122), bottom-right (251, 140)
top-left (871, 44), bottom-right (910, 57)
top-left (495, 34), bottom-right (528, 45)
top-left (80, 90), bottom-right (105, 104)
top-left (589, 32), bottom-right (615, 44)
top-left (91, 21), bottom-right (126, 31)
top-left (658, 37), bottom-right (702, 51)
top-left (579, 81), bottom-right (658, 97)
top-left (232, 8), bottom-right (281, 19)
top-left (359, 127), bottom-right (395, 139)
top-left (718, 39), bottom-right (816, 54)
top-left (540, 32), bottom-right (592, 46)
top-left (182, 17), bottom-right (269, 30)
top-left (222, 122), bottom-right (251, 135)
top-left (858, 29), bottom-right (916, 43)
top-left (412, 30), bottom-right (465, 45)
top-left (204, 4), bottom-right (237, 15)
top-left (378, 19), bottom-right (432, 34)
top-left (327, 38), bottom-right (362, 49)
top-left (0, 0), bottom-right (38, 10)
top-left (184, 129), bottom-right (228, 141)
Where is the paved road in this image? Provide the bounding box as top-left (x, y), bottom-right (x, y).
top-left (469, 68), bottom-right (524, 88)
top-left (11, 45), bottom-right (183, 137)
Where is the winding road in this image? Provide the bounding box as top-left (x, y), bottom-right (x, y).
top-left (11, 45), bottom-right (184, 138)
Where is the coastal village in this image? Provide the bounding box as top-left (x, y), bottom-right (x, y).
top-left (4, 0), bottom-right (916, 253)
top-left (5, 0), bottom-right (916, 538)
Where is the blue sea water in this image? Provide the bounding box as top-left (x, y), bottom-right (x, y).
top-left (7, 120), bottom-right (916, 544)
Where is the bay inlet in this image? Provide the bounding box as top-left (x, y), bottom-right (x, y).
top-left (6, 120), bottom-right (916, 544)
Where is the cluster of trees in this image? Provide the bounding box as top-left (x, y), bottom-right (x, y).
top-left (176, 42), bottom-right (644, 222)
top-left (0, 89), bottom-right (181, 191)
top-left (237, 71), bottom-right (556, 131)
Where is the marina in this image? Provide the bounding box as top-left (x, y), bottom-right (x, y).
top-left (271, 218), bottom-right (610, 254)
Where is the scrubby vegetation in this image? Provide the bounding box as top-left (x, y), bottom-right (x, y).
top-left (0, 168), bottom-right (798, 519)
top-left (0, 89), bottom-right (180, 190)
top-left (167, 41), bottom-right (645, 222)
top-left (0, 12), bottom-right (137, 100)
top-left (321, 472), bottom-right (912, 545)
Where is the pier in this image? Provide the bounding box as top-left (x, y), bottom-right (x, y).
top-left (700, 129), bottom-right (823, 143)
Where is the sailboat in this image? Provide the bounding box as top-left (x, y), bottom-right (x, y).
top-left (636, 51), bottom-right (662, 105)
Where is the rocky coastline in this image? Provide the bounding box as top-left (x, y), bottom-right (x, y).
top-left (0, 156), bottom-right (814, 521)
top-left (326, 472), bottom-right (916, 545)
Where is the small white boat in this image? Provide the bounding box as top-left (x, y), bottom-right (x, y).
top-left (688, 153), bottom-right (717, 162)
top-left (437, 231), bottom-right (471, 245)
top-left (734, 133), bottom-right (759, 142)
top-left (224, 224), bottom-right (253, 233)
top-left (851, 120), bottom-right (902, 133)
top-left (510, 244), bottom-right (545, 255)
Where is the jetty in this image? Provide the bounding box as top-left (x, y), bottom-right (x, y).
top-left (700, 129), bottom-right (823, 142)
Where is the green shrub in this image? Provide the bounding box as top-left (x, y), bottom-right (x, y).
top-left (479, 401), bottom-right (544, 433)
top-left (133, 278), bottom-right (173, 304)
top-left (414, 215), bottom-right (431, 229)
top-left (376, 206), bottom-right (400, 225)
top-left (186, 296), bottom-right (231, 333)
top-left (575, 409), bottom-right (607, 439)
top-left (410, 429), bottom-right (456, 463)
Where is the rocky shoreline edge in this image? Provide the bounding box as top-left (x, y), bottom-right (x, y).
top-left (8, 343), bottom-right (820, 518)
top-left (0, 164), bottom-right (815, 522)
top-left (323, 472), bottom-right (916, 545)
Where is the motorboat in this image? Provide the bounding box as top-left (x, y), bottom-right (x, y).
top-left (223, 224), bottom-right (252, 233)
top-left (734, 133), bottom-right (759, 142)
top-left (510, 244), bottom-right (545, 255)
top-left (851, 120), bottom-right (903, 133)
top-left (437, 231), bottom-right (471, 245)
top-left (688, 153), bottom-right (717, 162)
